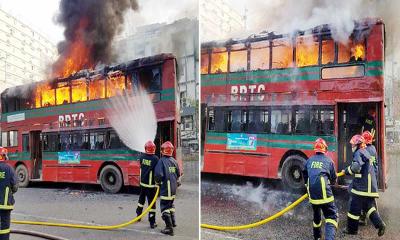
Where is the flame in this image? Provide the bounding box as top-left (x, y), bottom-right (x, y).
top-left (107, 74), bottom-right (127, 97)
top-left (211, 52), bottom-right (228, 73)
top-left (296, 37), bottom-right (318, 67)
top-left (71, 79), bottom-right (87, 103)
top-left (54, 18), bottom-right (93, 78)
top-left (89, 77), bottom-right (106, 100)
top-left (35, 83), bottom-right (55, 108)
top-left (56, 82), bottom-right (70, 105)
top-left (201, 54), bottom-right (209, 74)
top-left (353, 44), bottom-right (365, 60)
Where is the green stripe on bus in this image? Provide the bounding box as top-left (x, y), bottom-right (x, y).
top-left (206, 131), bottom-right (336, 142)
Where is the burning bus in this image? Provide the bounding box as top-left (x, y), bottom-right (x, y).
top-left (201, 19), bottom-right (386, 190)
top-left (0, 53), bottom-right (181, 193)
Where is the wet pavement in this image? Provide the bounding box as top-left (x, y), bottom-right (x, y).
top-left (10, 160), bottom-right (199, 240)
top-left (201, 149), bottom-right (400, 240)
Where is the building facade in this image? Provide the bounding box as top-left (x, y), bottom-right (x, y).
top-left (114, 18), bottom-right (199, 152)
top-left (0, 8), bottom-right (57, 92)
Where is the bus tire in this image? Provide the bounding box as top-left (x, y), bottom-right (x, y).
top-left (16, 164), bottom-right (29, 188)
top-left (99, 165), bottom-right (123, 194)
top-left (281, 155), bottom-right (306, 191)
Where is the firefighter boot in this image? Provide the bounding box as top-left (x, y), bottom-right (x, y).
top-left (344, 216), bottom-right (358, 235)
top-left (136, 207), bottom-right (143, 222)
top-left (313, 225), bottom-right (321, 240)
top-left (171, 212), bottom-right (177, 227)
top-left (359, 211), bottom-right (367, 226)
top-left (149, 211), bottom-right (157, 229)
top-left (161, 213), bottom-right (174, 236)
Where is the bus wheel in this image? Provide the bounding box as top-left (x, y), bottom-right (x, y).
top-left (281, 155), bottom-right (306, 191)
top-left (16, 164), bottom-right (29, 187)
top-left (99, 165), bottom-right (123, 194)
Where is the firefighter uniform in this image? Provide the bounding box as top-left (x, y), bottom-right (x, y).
top-left (136, 153), bottom-right (159, 228)
top-left (0, 152), bottom-right (18, 240)
top-left (155, 141), bottom-right (181, 236)
top-left (344, 142), bottom-right (385, 235)
top-left (303, 150), bottom-right (338, 240)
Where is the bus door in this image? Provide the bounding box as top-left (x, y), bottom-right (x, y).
top-left (155, 121), bottom-right (174, 158)
top-left (337, 102), bottom-right (383, 187)
top-left (30, 131), bottom-right (42, 179)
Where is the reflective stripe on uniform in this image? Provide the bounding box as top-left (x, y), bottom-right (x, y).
top-left (350, 188), bottom-right (379, 197)
top-left (347, 212), bottom-right (360, 220)
top-left (137, 203), bottom-right (144, 208)
top-left (321, 177), bottom-right (327, 199)
top-left (368, 173), bottom-right (372, 193)
top-left (4, 187), bottom-right (8, 206)
top-left (326, 219), bottom-right (338, 228)
top-left (160, 195), bottom-right (175, 200)
top-left (0, 188), bottom-right (13, 210)
top-left (167, 180), bottom-right (171, 197)
top-left (308, 177), bottom-right (334, 205)
top-left (140, 182), bottom-right (156, 188)
top-left (170, 208), bottom-right (175, 213)
top-left (313, 221), bottom-right (322, 228)
top-left (162, 209), bottom-right (170, 214)
top-left (0, 228), bottom-right (10, 234)
top-left (149, 171), bottom-right (153, 186)
top-left (149, 209), bottom-right (157, 213)
top-left (355, 174), bottom-right (362, 178)
top-left (309, 196), bottom-right (334, 205)
top-left (366, 207), bottom-right (377, 219)
top-left (347, 166), bottom-right (353, 175)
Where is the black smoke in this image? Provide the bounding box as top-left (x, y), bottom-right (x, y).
top-left (53, 0), bottom-right (138, 72)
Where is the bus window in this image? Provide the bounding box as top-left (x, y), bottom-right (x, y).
top-left (214, 108), bottom-right (225, 132)
top-left (107, 75), bottom-right (126, 97)
top-left (296, 35), bottom-right (319, 67)
top-left (211, 48), bottom-right (228, 74)
top-left (338, 39), bottom-right (365, 63)
top-left (89, 77), bottom-right (105, 100)
top-left (248, 110), bottom-right (264, 133)
top-left (22, 134), bottom-right (29, 152)
top-left (59, 133), bottom-right (71, 151)
top-left (295, 108), bottom-right (311, 134)
top-left (271, 109), bottom-right (292, 134)
top-left (321, 37), bottom-right (335, 65)
top-left (37, 84), bottom-right (55, 107)
top-left (310, 109), bottom-right (322, 135)
top-left (208, 108), bottom-right (215, 131)
top-left (107, 131), bottom-right (125, 149)
top-left (72, 132), bottom-right (89, 150)
top-left (272, 38), bottom-right (293, 69)
top-left (261, 110), bottom-right (271, 133)
top-left (90, 132), bottom-right (105, 150)
top-left (321, 108), bottom-right (334, 135)
top-left (9, 131), bottom-right (18, 147)
top-left (241, 110), bottom-right (248, 132)
top-left (250, 41), bottom-right (270, 71)
top-left (43, 134), bottom-right (58, 152)
top-left (228, 109), bottom-right (242, 132)
top-left (201, 51), bottom-right (209, 74)
top-left (230, 44), bottom-right (247, 72)
top-left (56, 82), bottom-right (70, 105)
top-left (71, 79), bottom-right (88, 103)
top-left (139, 68), bottom-right (161, 92)
top-left (1, 132), bottom-right (7, 147)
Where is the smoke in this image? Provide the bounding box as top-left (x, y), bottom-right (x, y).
top-left (53, 0), bottom-right (139, 73)
top-left (106, 87), bottom-right (157, 153)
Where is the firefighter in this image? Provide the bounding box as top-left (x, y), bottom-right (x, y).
top-left (361, 108), bottom-right (376, 136)
top-left (136, 141), bottom-right (159, 228)
top-left (303, 138), bottom-right (338, 240)
top-left (343, 134), bottom-right (385, 236)
top-left (154, 141), bottom-right (181, 236)
top-left (0, 147), bottom-right (18, 240)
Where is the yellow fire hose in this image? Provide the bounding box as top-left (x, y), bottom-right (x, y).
top-left (11, 186), bottom-right (159, 230)
top-left (201, 171), bottom-right (345, 231)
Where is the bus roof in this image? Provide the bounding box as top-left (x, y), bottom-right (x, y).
top-left (1, 53), bottom-right (176, 96)
top-left (201, 18), bottom-right (384, 49)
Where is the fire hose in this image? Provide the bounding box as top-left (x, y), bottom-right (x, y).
top-left (201, 171), bottom-right (345, 231)
top-left (11, 229), bottom-right (69, 240)
top-left (11, 186), bottom-right (159, 230)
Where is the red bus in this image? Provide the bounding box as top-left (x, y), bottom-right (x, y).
top-left (201, 19), bottom-right (386, 190)
top-left (0, 53), bottom-right (181, 193)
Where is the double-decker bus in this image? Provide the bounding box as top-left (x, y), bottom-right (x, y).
top-left (0, 53), bottom-right (181, 193)
top-left (201, 19), bottom-right (386, 190)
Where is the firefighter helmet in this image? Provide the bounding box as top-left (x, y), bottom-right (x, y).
top-left (161, 141), bottom-right (174, 157)
top-left (362, 131), bottom-right (374, 145)
top-left (0, 147), bottom-right (8, 161)
top-left (144, 141), bottom-right (156, 154)
top-left (350, 134), bottom-right (365, 146)
top-left (314, 138), bottom-right (328, 154)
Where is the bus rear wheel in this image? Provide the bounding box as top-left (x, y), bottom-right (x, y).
top-left (99, 165), bottom-right (123, 194)
top-left (281, 155), bottom-right (306, 191)
top-left (16, 164), bottom-right (29, 187)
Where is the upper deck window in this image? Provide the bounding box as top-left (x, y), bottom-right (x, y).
top-left (229, 44), bottom-right (247, 72)
top-left (201, 50), bottom-right (209, 74)
top-left (56, 81), bottom-right (70, 105)
top-left (36, 83), bottom-right (55, 107)
top-left (107, 74), bottom-right (126, 97)
top-left (296, 35), bottom-right (319, 67)
top-left (321, 37), bottom-right (335, 65)
top-left (338, 39), bottom-right (366, 63)
top-left (272, 39), bottom-right (293, 69)
top-left (250, 41), bottom-right (270, 70)
top-left (71, 78), bottom-right (88, 103)
top-left (210, 47), bottom-right (228, 74)
top-left (88, 77), bottom-right (105, 100)
top-left (139, 67), bottom-right (161, 92)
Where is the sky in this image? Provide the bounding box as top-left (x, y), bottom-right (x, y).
top-left (0, 0), bottom-right (198, 46)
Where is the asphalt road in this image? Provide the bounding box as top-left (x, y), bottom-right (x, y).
top-left (10, 160), bottom-right (199, 240)
top-left (201, 149), bottom-right (400, 240)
